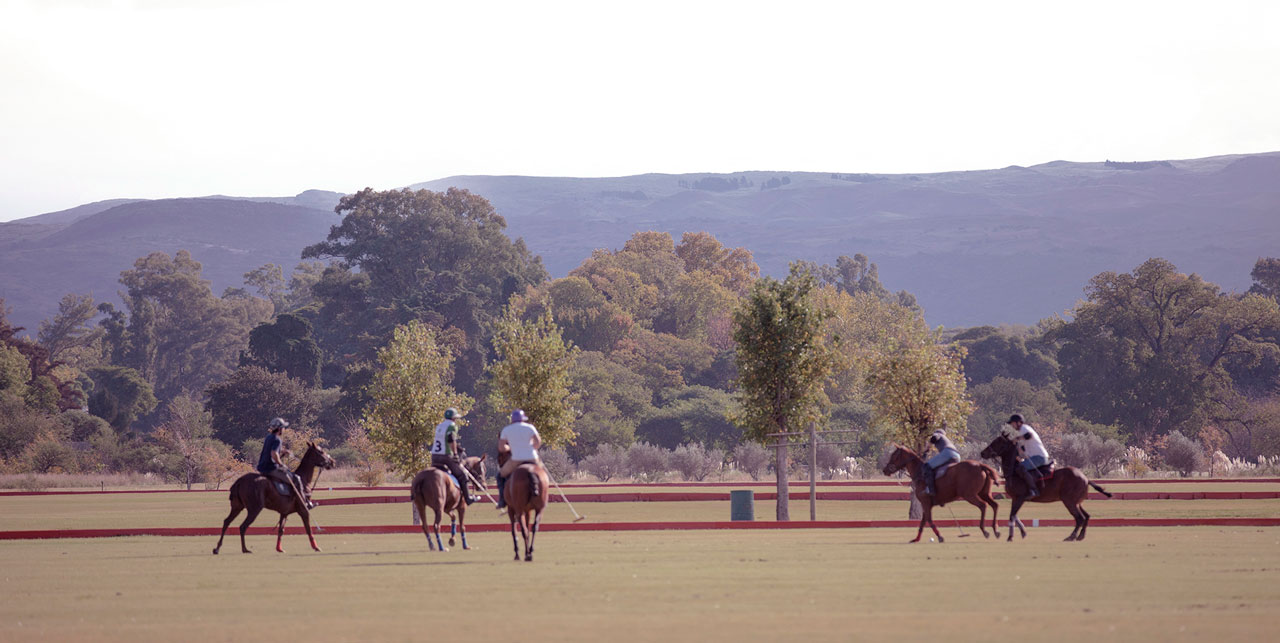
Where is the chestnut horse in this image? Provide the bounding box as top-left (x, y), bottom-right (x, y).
top-left (881, 445), bottom-right (1001, 542)
top-left (213, 442), bottom-right (335, 554)
top-left (411, 454), bottom-right (488, 552)
top-left (980, 435), bottom-right (1112, 542)
top-left (499, 447), bottom-right (549, 561)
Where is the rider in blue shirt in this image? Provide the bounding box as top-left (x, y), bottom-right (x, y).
top-left (920, 430), bottom-right (961, 496)
top-left (257, 417), bottom-right (314, 509)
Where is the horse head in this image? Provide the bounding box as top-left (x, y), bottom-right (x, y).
top-left (980, 435), bottom-right (1013, 462)
top-left (463, 453), bottom-right (487, 491)
top-left (881, 444), bottom-right (917, 476)
top-left (302, 441), bottom-right (336, 470)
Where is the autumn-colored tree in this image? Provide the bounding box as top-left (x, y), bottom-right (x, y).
top-left (487, 307), bottom-right (579, 448)
top-left (152, 394), bottom-right (218, 490)
top-left (866, 343), bottom-right (973, 454)
top-left (363, 321), bottom-right (473, 480)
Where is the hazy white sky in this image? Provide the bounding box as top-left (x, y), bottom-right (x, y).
top-left (2, 0), bottom-right (1278, 220)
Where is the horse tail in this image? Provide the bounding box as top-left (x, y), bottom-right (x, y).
top-left (527, 467), bottom-right (541, 502)
top-left (1089, 481), bottom-right (1113, 498)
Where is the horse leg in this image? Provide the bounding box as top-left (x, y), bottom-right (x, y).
top-left (987, 493), bottom-right (1001, 539)
top-left (509, 517), bottom-right (520, 561)
top-left (1064, 502), bottom-right (1083, 542)
top-left (414, 500), bottom-right (434, 550)
top-left (911, 496), bottom-right (927, 543)
top-left (432, 503), bottom-right (446, 552)
top-left (925, 505), bottom-right (944, 543)
top-left (448, 512), bottom-right (457, 548)
top-left (520, 513), bottom-right (532, 561)
top-left (298, 509), bottom-right (320, 552)
top-left (213, 497), bottom-right (243, 555)
top-left (526, 509), bottom-right (543, 561)
top-left (276, 515), bottom-right (287, 553)
top-left (966, 496), bottom-right (989, 538)
top-left (1077, 504), bottom-right (1091, 541)
top-left (1007, 496), bottom-right (1025, 542)
top-left (239, 499), bottom-right (264, 554)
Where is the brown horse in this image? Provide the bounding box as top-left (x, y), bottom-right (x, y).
top-left (410, 454), bottom-right (488, 552)
top-left (499, 448), bottom-right (549, 561)
top-left (881, 445), bottom-right (1001, 542)
top-left (980, 434), bottom-right (1113, 542)
top-left (212, 442), bottom-right (335, 555)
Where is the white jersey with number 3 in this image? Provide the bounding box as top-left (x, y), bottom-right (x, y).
top-left (430, 420), bottom-right (454, 456)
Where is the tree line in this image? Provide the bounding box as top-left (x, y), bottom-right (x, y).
top-left (2, 186), bottom-right (1278, 486)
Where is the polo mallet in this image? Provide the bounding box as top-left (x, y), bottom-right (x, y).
top-left (945, 505), bottom-right (971, 538)
top-left (537, 455), bottom-right (586, 522)
top-left (461, 467), bottom-right (500, 507)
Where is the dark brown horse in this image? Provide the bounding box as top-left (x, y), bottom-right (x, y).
top-left (212, 442), bottom-right (335, 555)
top-left (980, 434), bottom-right (1113, 542)
top-left (881, 445), bottom-right (1001, 542)
top-left (411, 454), bottom-right (488, 552)
top-left (499, 448), bottom-right (549, 561)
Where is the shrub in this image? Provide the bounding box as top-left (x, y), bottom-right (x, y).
top-left (60, 410), bottom-right (112, 442)
top-left (1162, 431), bottom-right (1207, 477)
top-left (539, 447), bottom-right (574, 480)
top-left (23, 433), bottom-right (78, 474)
top-left (732, 442), bottom-right (769, 480)
top-left (815, 443), bottom-right (847, 479)
top-left (670, 443), bottom-right (723, 481)
top-left (626, 442), bottom-right (669, 482)
top-left (580, 443), bottom-right (627, 482)
top-left (1055, 432), bottom-right (1125, 476)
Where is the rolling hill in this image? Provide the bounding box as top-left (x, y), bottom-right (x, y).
top-left (2, 153), bottom-right (1277, 332)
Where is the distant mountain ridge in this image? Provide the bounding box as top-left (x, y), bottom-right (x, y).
top-left (2, 152), bottom-right (1278, 332)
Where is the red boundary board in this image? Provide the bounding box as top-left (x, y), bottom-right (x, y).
top-left (3, 517), bottom-right (1280, 540)
top-left (4, 478), bottom-right (1279, 497)
top-left (313, 490), bottom-right (1280, 506)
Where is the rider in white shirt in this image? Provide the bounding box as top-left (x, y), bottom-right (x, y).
top-left (1002, 414), bottom-right (1049, 498)
top-left (495, 409), bottom-right (542, 509)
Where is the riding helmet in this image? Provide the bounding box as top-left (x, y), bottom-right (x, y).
top-left (510, 409), bottom-right (528, 423)
top-left (444, 408), bottom-right (457, 420)
top-left (1007, 414), bottom-right (1024, 425)
top-left (269, 417), bottom-right (289, 430)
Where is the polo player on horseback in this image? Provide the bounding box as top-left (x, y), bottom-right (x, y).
top-left (1003, 413), bottom-right (1049, 498)
top-left (256, 417), bottom-right (315, 509)
top-left (495, 409), bottom-right (542, 510)
top-left (430, 408), bottom-right (478, 505)
top-left (920, 429), bottom-right (961, 496)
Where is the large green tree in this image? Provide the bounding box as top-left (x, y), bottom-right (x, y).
top-left (1052, 258), bottom-right (1280, 441)
top-left (732, 266), bottom-right (837, 520)
top-left (866, 343), bottom-right (973, 454)
top-left (87, 366), bottom-right (158, 432)
top-left (205, 365), bottom-right (317, 450)
top-left (104, 251), bottom-right (272, 405)
top-left (302, 188), bottom-right (547, 391)
top-left (487, 307), bottom-right (579, 449)
top-left (241, 313), bottom-right (322, 386)
top-left (362, 321), bottom-right (472, 480)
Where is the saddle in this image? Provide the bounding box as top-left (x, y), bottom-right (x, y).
top-left (1034, 463), bottom-right (1055, 482)
top-left (272, 480), bottom-right (294, 497)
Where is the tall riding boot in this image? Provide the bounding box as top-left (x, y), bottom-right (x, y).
top-left (921, 464), bottom-right (936, 496)
top-left (1018, 466), bottom-right (1040, 498)
top-left (459, 476), bottom-right (475, 505)
top-left (495, 475), bottom-right (507, 509)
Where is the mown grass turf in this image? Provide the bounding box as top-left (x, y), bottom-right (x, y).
top-left (1, 528), bottom-right (1277, 642)
top-left (3, 491), bottom-right (1279, 531)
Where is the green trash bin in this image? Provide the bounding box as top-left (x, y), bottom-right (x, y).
top-left (730, 489), bottom-right (755, 521)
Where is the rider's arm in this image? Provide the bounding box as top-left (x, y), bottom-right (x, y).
top-left (498, 437), bottom-right (510, 450)
top-left (531, 433), bottom-right (542, 450)
top-left (446, 425), bottom-right (457, 456)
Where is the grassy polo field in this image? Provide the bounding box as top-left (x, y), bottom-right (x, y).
top-left (2, 479), bottom-right (1278, 641)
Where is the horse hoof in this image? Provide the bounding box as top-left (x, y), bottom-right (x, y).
top-left (525, 555), bottom-right (533, 562)
top-left (439, 547), bottom-right (449, 552)
top-left (448, 539), bottom-right (456, 547)
top-left (243, 549), bottom-right (253, 554)
top-left (462, 545), bottom-right (472, 550)
top-left (212, 549), bottom-right (219, 555)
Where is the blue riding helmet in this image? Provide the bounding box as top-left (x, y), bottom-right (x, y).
top-left (510, 409), bottom-right (528, 423)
